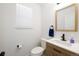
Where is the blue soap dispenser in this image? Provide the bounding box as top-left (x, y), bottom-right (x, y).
top-left (49, 25), bottom-right (54, 37)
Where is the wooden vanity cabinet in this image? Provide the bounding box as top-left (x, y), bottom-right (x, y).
top-left (43, 42), bottom-right (79, 56)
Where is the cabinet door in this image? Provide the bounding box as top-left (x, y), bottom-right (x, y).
top-left (43, 46), bottom-right (53, 56)
top-left (44, 43), bottom-right (63, 56)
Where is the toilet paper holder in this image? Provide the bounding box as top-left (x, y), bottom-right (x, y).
top-left (17, 45), bottom-right (22, 48)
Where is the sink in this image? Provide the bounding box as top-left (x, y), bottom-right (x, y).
top-left (50, 38), bottom-right (72, 47)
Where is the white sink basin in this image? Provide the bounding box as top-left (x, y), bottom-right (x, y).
top-left (50, 38), bottom-right (79, 47)
top-left (50, 39), bottom-right (70, 46)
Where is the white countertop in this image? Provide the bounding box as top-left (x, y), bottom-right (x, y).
top-left (41, 38), bottom-right (79, 54)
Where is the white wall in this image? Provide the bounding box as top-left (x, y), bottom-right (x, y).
top-left (41, 3), bottom-right (79, 43)
top-left (41, 3), bottom-right (56, 39)
top-left (0, 4), bottom-right (4, 51)
top-left (0, 3), bottom-right (42, 56)
top-left (55, 3), bottom-right (74, 10)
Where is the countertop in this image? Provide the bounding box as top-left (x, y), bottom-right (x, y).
top-left (41, 38), bottom-right (79, 54)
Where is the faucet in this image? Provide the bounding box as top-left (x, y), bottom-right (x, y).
top-left (61, 34), bottom-right (66, 41)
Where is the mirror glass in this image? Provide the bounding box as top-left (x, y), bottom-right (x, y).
top-left (55, 4), bottom-right (78, 32)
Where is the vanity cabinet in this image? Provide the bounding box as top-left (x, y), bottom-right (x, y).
top-left (43, 42), bottom-right (79, 56)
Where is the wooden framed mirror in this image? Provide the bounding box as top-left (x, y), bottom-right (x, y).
top-left (55, 4), bottom-right (78, 32)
